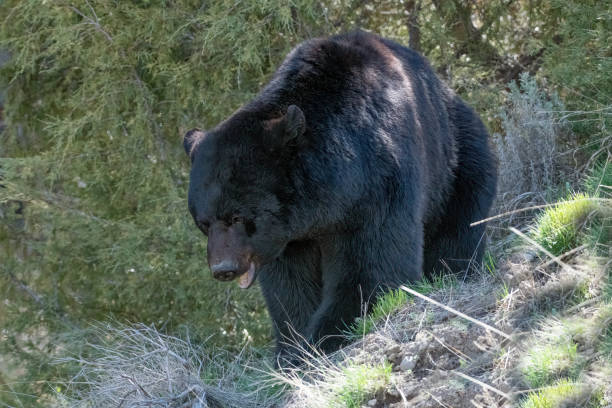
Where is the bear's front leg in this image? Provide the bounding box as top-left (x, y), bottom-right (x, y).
top-left (257, 240), bottom-right (322, 366)
top-left (305, 225), bottom-right (423, 353)
top-left (305, 278), bottom-right (370, 353)
top-left (303, 236), bottom-right (380, 354)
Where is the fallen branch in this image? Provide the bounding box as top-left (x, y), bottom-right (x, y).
top-left (452, 370), bottom-right (510, 400)
top-left (509, 227), bottom-right (578, 274)
top-left (399, 285), bottom-right (511, 340)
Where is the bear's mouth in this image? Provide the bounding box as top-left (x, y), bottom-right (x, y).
top-left (237, 262), bottom-right (256, 289)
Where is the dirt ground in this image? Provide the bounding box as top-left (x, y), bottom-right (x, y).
top-left (304, 249), bottom-right (612, 408)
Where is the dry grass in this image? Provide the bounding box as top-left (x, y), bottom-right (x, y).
top-left (54, 323), bottom-right (281, 408)
top-left (49, 247), bottom-right (610, 408)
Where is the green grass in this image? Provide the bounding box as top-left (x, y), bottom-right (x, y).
top-left (532, 193), bottom-right (597, 256)
top-left (522, 338), bottom-right (579, 388)
top-left (585, 156), bottom-right (612, 198)
top-left (596, 303), bottom-right (612, 357)
top-left (349, 289), bottom-right (409, 337)
top-left (348, 274), bottom-right (457, 338)
top-left (520, 379), bottom-right (603, 408)
top-left (483, 250), bottom-right (497, 275)
top-left (331, 362), bottom-right (392, 408)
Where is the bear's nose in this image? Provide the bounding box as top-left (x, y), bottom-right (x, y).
top-left (210, 260), bottom-right (239, 281)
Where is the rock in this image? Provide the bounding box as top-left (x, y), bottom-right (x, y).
top-left (399, 355), bottom-right (416, 371)
top-left (367, 398), bottom-right (378, 407)
top-left (414, 331), bottom-right (429, 344)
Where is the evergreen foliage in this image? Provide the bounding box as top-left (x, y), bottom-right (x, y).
top-left (542, 0), bottom-right (612, 141)
top-left (0, 1), bottom-right (326, 403)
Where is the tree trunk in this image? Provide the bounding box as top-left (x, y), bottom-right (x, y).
top-left (405, 0), bottom-right (422, 52)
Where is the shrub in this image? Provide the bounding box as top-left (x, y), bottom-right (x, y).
top-left (493, 73), bottom-right (574, 206)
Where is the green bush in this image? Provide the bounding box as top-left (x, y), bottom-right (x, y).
top-left (543, 0), bottom-right (612, 142)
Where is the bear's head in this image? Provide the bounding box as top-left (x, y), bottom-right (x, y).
top-left (184, 105), bottom-right (306, 289)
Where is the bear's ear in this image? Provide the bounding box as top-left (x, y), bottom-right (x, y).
top-left (183, 128), bottom-right (203, 156)
top-left (262, 105), bottom-right (306, 149)
top-left (281, 105), bottom-right (306, 144)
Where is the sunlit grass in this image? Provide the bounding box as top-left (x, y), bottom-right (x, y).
top-left (349, 289), bottom-right (409, 338)
top-left (531, 193), bottom-right (597, 256)
top-left (331, 362), bottom-right (392, 408)
top-left (521, 338), bottom-right (579, 388)
top-left (349, 274), bottom-right (456, 338)
top-left (520, 379), bottom-right (603, 408)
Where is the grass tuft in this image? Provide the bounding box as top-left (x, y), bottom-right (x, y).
top-left (332, 362), bottom-right (392, 408)
top-left (276, 349), bottom-right (392, 408)
top-left (596, 303), bottom-right (612, 357)
top-left (522, 338), bottom-right (579, 388)
top-left (348, 274), bottom-right (456, 338)
top-left (350, 289), bottom-right (409, 338)
top-left (54, 322), bottom-right (279, 408)
top-left (520, 379), bottom-right (602, 408)
top-left (531, 193), bottom-right (597, 256)
top-left (585, 155), bottom-right (612, 198)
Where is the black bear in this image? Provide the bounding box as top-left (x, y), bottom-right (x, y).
top-left (183, 31), bottom-right (497, 363)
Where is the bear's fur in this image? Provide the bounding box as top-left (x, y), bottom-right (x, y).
top-left (184, 31), bottom-right (497, 363)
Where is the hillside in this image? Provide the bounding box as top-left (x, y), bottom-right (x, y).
top-left (54, 189), bottom-right (611, 407)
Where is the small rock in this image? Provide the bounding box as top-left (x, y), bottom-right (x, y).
top-left (523, 249), bottom-right (538, 263)
top-left (414, 331), bottom-right (430, 344)
top-left (399, 355), bottom-right (416, 371)
top-left (367, 398), bottom-right (378, 407)
top-left (387, 352), bottom-right (398, 362)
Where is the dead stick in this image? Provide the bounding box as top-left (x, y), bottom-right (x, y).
top-left (452, 370), bottom-right (510, 400)
top-left (509, 227), bottom-right (578, 274)
top-left (399, 285), bottom-right (511, 340)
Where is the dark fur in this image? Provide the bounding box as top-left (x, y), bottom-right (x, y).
top-left (185, 31), bottom-right (497, 362)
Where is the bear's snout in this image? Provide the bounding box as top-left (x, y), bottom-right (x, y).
top-left (206, 221), bottom-right (255, 286)
top-left (210, 260), bottom-right (240, 281)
